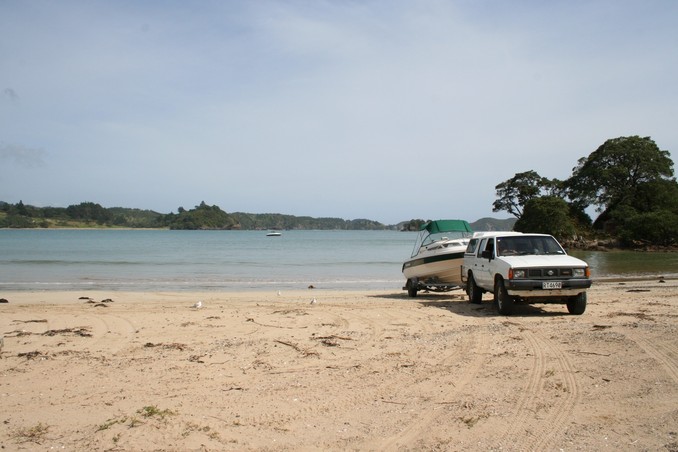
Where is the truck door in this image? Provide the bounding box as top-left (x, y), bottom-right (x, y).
top-left (473, 238), bottom-right (494, 288)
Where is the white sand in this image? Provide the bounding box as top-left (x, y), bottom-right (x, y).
top-left (1, 281), bottom-right (677, 450)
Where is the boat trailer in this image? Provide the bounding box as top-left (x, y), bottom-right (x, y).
top-left (403, 277), bottom-right (464, 297)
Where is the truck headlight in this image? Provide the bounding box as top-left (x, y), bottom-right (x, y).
top-left (512, 269), bottom-right (526, 279)
top-left (573, 268), bottom-right (586, 278)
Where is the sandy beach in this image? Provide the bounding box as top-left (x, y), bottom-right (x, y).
top-left (1, 280), bottom-right (677, 451)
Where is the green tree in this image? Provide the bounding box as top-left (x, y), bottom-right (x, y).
top-left (492, 171), bottom-right (561, 219)
top-left (567, 136), bottom-right (674, 212)
top-left (168, 202), bottom-right (236, 230)
top-left (616, 210), bottom-right (678, 247)
top-left (401, 219), bottom-right (428, 232)
top-left (66, 202), bottom-right (112, 224)
top-left (627, 178), bottom-right (678, 213)
top-left (16, 200), bottom-right (29, 216)
top-left (513, 196), bottom-right (577, 240)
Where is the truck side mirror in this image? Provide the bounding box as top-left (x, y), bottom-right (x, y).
top-left (481, 250), bottom-right (493, 260)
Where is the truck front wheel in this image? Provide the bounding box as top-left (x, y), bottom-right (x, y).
top-left (494, 278), bottom-right (514, 315)
top-left (567, 292), bottom-right (587, 315)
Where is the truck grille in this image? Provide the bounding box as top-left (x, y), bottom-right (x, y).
top-left (527, 268), bottom-right (574, 278)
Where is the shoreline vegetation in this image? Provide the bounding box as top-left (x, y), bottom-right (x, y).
top-left (2, 200), bottom-right (677, 252)
top-left (0, 200), bottom-right (516, 233)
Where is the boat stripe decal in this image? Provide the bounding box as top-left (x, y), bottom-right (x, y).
top-left (402, 251), bottom-right (465, 271)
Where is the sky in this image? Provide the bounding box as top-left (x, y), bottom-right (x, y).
top-left (1, 0), bottom-right (677, 225)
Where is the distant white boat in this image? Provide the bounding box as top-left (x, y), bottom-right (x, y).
top-left (266, 231), bottom-right (282, 237)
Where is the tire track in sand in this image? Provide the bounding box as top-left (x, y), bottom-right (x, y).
top-left (49, 311), bottom-right (139, 355)
top-left (498, 330), bottom-right (580, 451)
top-left (497, 329), bottom-right (546, 450)
top-left (632, 336), bottom-right (678, 385)
top-left (377, 322), bottom-right (491, 450)
top-left (531, 332), bottom-right (581, 451)
top-left (12, 311), bottom-right (137, 355)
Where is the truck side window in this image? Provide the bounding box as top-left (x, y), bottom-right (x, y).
top-left (485, 238), bottom-right (494, 256)
top-left (476, 239), bottom-right (487, 258)
top-left (466, 238), bottom-right (478, 254)
top-left (477, 238), bottom-right (494, 259)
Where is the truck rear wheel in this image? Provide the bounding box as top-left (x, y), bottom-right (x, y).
top-left (567, 292), bottom-right (587, 315)
top-left (494, 278), bottom-right (514, 315)
top-left (467, 273), bottom-right (482, 304)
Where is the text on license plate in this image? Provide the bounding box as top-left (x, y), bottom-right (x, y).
top-left (543, 281), bottom-right (562, 289)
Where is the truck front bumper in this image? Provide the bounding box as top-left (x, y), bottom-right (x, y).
top-left (505, 279), bottom-right (592, 297)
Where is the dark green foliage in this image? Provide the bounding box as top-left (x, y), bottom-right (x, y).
top-left (230, 213), bottom-right (388, 230)
top-left (41, 207), bottom-right (69, 220)
top-left (492, 171), bottom-right (562, 219)
top-left (0, 200), bottom-right (395, 230)
top-left (399, 219), bottom-right (429, 232)
top-left (66, 202), bottom-right (112, 224)
top-left (569, 136), bottom-right (678, 246)
top-left (616, 210), bottom-right (678, 247)
top-left (493, 135), bottom-right (677, 247)
top-left (0, 200), bottom-right (52, 228)
top-left (347, 218), bottom-right (387, 230)
top-left (624, 179), bottom-right (678, 214)
top-left (108, 207), bottom-right (166, 228)
top-left (567, 135), bottom-right (674, 211)
top-left (514, 196), bottom-right (577, 241)
top-left (168, 201), bottom-right (237, 230)
top-left (0, 201), bottom-right (164, 228)
top-left (0, 213), bottom-right (36, 228)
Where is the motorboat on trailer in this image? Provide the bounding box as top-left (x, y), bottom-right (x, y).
top-left (402, 219), bottom-right (473, 297)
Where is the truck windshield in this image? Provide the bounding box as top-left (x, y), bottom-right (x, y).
top-left (496, 236), bottom-right (565, 256)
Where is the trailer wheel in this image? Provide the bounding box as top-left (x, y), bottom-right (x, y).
top-left (406, 279), bottom-right (418, 298)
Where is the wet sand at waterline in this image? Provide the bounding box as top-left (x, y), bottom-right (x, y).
top-left (1, 280), bottom-right (677, 450)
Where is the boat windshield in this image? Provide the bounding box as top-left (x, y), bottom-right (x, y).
top-left (496, 235), bottom-right (565, 257)
top-left (411, 231), bottom-right (472, 257)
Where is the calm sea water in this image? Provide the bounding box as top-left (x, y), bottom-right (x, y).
top-left (0, 230), bottom-right (676, 292)
top-left (0, 229), bottom-right (416, 291)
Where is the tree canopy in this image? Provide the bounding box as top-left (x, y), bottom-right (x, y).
top-left (492, 170), bottom-right (561, 219)
top-left (513, 196), bottom-right (577, 239)
top-left (0, 200), bottom-right (393, 230)
top-left (566, 136), bottom-right (674, 212)
top-left (492, 136), bottom-right (677, 247)
top-left (167, 201), bottom-right (237, 230)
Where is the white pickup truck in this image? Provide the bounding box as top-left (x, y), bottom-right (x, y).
top-left (461, 232), bottom-right (591, 315)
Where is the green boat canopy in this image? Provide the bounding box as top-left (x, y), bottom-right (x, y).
top-left (420, 220), bottom-right (473, 234)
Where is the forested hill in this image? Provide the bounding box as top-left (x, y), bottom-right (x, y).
top-left (229, 212), bottom-right (387, 230)
top-left (1, 200), bottom-right (516, 231)
top-left (470, 217), bottom-right (517, 231)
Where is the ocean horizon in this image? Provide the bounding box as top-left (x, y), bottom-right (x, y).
top-left (1, 229), bottom-right (676, 292)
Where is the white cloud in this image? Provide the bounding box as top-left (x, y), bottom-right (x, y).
top-left (0, 0), bottom-right (676, 222)
top-left (0, 143), bottom-right (46, 168)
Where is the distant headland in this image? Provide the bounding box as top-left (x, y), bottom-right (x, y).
top-left (0, 200), bottom-right (516, 232)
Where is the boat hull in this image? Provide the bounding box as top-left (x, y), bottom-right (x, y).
top-left (402, 251), bottom-right (465, 287)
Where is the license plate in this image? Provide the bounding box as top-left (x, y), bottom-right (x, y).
top-left (543, 281), bottom-right (562, 289)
